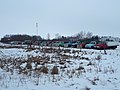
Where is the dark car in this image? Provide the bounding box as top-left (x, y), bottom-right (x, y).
top-left (71, 41), bottom-right (78, 48)
top-left (64, 42), bottom-right (72, 48)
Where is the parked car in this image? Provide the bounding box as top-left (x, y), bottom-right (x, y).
top-left (58, 42), bottom-right (64, 47)
top-left (85, 41), bottom-right (97, 49)
top-left (64, 42), bottom-right (72, 48)
top-left (71, 41), bottom-right (78, 48)
top-left (40, 41), bottom-right (47, 46)
top-left (52, 41), bottom-right (58, 47)
top-left (94, 41), bottom-right (119, 50)
top-left (54, 41), bottom-right (64, 47)
top-left (79, 42), bottom-right (89, 48)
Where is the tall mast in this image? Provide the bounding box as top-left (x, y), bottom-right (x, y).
top-left (36, 23), bottom-right (38, 35)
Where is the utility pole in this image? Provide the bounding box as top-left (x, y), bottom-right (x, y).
top-left (36, 23), bottom-right (38, 35)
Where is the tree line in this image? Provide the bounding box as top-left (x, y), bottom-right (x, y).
top-left (0, 31), bottom-right (99, 43)
top-left (0, 34), bottom-right (42, 43)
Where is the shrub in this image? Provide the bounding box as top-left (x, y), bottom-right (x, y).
top-left (51, 66), bottom-right (59, 74)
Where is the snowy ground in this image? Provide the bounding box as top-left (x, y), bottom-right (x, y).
top-left (0, 44), bottom-right (120, 90)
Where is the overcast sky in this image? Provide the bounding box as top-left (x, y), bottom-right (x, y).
top-left (0, 0), bottom-right (120, 38)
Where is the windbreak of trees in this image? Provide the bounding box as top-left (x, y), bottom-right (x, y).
top-left (0, 31), bottom-right (100, 43)
top-left (53, 31), bottom-right (99, 41)
top-left (0, 34), bottom-right (42, 43)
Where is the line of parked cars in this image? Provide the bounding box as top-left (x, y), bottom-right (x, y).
top-left (7, 39), bottom-right (119, 50)
top-left (39, 40), bottom-right (119, 50)
top-left (49, 41), bottom-right (79, 48)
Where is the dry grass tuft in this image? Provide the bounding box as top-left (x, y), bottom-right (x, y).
top-left (51, 66), bottom-right (59, 75)
top-left (40, 66), bottom-right (48, 74)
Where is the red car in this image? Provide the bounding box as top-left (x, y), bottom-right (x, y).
top-left (79, 42), bottom-right (88, 48)
top-left (94, 43), bottom-right (108, 49)
top-left (94, 41), bottom-right (119, 50)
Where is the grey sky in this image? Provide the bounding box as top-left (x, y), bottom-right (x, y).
top-left (0, 0), bottom-right (120, 38)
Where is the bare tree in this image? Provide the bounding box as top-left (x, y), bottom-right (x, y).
top-left (55, 33), bottom-right (61, 39)
top-left (86, 32), bottom-right (93, 38)
top-left (76, 31), bottom-right (86, 39)
top-left (47, 33), bottom-right (50, 40)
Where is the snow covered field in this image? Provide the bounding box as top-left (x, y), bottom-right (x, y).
top-left (0, 44), bottom-right (120, 90)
